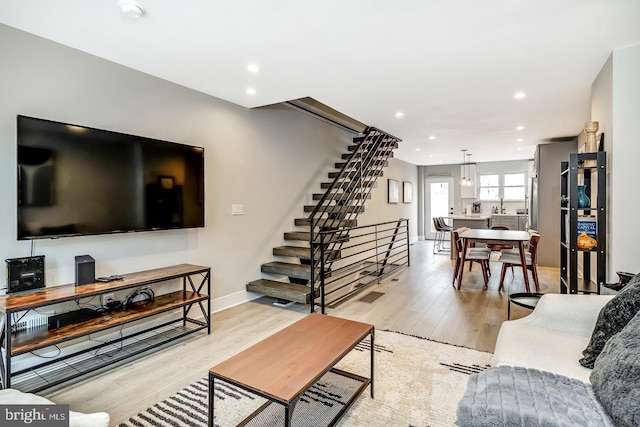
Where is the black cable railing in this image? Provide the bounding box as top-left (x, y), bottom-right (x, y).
top-left (307, 126), bottom-right (403, 313)
top-left (314, 219), bottom-right (410, 313)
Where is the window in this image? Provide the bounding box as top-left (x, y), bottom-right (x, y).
top-left (504, 173), bottom-right (526, 200)
top-left (479, 174), bottom-right (499, 200)
top-left (478, 172), bottom-right (527, 200)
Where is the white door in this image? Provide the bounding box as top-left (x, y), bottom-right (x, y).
top-left (425, 177), bottom-right (454, 240)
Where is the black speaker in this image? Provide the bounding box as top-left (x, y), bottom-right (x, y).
top-left (75, 255), bottom-right (95, 286)
top-left (5, 255), bottom-right (45, 294)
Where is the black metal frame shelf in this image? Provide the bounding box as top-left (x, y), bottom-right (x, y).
top-left (559, 152), bottom-right (606, 294)
top-left (0, 264), bottom-right (210, 392)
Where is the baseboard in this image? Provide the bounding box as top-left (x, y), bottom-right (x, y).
top-left (211, 290), bottom-right (260, 313)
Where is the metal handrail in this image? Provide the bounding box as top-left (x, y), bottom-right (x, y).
top-left (313, 219), bottom-right (410, 313)
top-left (307, 127), bottom-right (402, 312)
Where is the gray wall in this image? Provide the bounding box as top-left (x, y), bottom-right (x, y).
top-left (0, 24), bottom-right (418, 308)
top-left (536, 141), bottom-right (577, 267)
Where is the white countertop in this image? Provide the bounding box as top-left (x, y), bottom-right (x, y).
top-left (449, 214), bottom-right (492, 220)
top-left (490, 213), bottom-right (527, 217)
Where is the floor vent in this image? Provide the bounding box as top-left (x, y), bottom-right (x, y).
top-left (358, 291), bottom-right (385, 303)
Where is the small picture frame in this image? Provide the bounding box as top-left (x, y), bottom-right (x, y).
top-left (403, 181), bottom-right (413, 203)
top-left (388, 179), bottom-right (399, 204)
top-left (158, 176), bottom-right (175, 190)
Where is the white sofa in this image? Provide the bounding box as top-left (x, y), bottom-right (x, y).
top-left (0, 388), bottom-right (110, 427)
top-left (492, 293), bottom-right (613, 383)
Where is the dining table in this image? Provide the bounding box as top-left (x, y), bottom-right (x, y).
top-left (458, 228), bottom-right (532, 292)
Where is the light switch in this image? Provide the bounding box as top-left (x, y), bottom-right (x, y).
top-left (232, 204), bottom-right (244, 216)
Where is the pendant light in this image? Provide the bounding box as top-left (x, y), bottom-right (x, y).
top-left (466, 153), bottom-right (474, 187)
top-left (459, 149), bottom-right (468, 186)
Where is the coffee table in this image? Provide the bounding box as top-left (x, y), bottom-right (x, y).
top-left (508, 292), bottom-right (544, 319)
top-left (208, 313), bottom-right (374, 427)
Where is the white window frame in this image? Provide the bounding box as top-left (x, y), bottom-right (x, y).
top-left (478, 172), bottom-right (527, 201)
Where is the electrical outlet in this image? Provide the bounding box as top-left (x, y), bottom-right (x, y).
top-left (232, 204), bottom-right (244, 216)
top-left (102, 293), bottom-right (115, 306)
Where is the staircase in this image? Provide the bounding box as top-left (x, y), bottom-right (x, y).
top-left (246, 127), bottom-right (401, 307)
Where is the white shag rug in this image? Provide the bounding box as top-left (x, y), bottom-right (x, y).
top-left (119, 330), bottom-right (492, 427)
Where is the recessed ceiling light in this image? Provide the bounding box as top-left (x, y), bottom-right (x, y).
top-left (517, 147), bottom-right (523, 151)
top-left (416, 148), bottom-right (421, 151)
top-left (119, 0), bottom-right (143, 19)
top-left (429, 155), bottom-right (433, 158)
top-left (395, 112), bottom-right (404, 118)
top-left (247, 64), bottom-right (260, 73)
top-left (514, 92), bottom-right (526, 99)
top-left (246, 88), bottom-right (256, 95)
top-left (516, 126), bottom-right (525, 131)
top-left (429, 135), bottom-right (436, 140)
top-left (517, 138), bottom-right (523, 142)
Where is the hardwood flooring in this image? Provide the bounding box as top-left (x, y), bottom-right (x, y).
top-left (44, 240), bottom-right (559, 424)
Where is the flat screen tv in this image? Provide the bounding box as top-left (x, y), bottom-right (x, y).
top-left (17, 115), bottom-right (205, 240)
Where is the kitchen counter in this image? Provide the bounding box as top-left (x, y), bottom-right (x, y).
top-left (448, 214), bottom-right (492, 220)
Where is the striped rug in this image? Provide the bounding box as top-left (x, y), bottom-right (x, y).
top-left (119, 330), bottom-right (492, 427)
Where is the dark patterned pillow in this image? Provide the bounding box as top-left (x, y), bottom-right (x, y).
top-left (579, 276), bottom-right (640, 369)
top-left (590, 310), bottom-right (640, 427)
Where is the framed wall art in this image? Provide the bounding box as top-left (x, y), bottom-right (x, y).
top-left (403, 181), bottom-right (413, 203)
top-left (388, 179), bottom-right (399, 204)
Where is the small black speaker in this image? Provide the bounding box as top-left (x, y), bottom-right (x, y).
top-left (75, 255), bottom-right (95, 286)
top-left (6, 255), bottom-right (45, 294)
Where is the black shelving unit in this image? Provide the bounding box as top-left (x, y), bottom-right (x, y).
top-left (560, 152), bottom-right (606, 294)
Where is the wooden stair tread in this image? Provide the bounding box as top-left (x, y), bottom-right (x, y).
top-left (313, 192), bottom-right (371, 201)
top-left (321, 181), bottom-right (377, 189)
top-left (334, 160), bottom-right (388, 169)
top-left (294, 218), bottom-right (357, 227)
top-left (303, 205), bottom-right (364, 213)
top-left (327, 170), bottom-right (383, 179)
top-left (342, 152), bottom-right (393, 160)
top-left (246, 279), bottom-right (310, 304)
top-left (284, 231), bottom-right (350, 243)
top-left (273, 246), bottom-right (340, 260)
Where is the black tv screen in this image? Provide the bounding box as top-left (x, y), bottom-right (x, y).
top-left (17, 116), bottom-right (205, 240)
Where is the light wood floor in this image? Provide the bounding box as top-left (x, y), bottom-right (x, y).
top-left (44, 240), bottom-right (559, 425)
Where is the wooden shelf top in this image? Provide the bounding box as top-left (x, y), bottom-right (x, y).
top-left (0, 263), bottom-right (210, 312)
top-left (10, 290), bottom-right (207, 355)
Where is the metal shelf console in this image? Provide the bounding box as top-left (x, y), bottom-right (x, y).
top-left (0, 263), bottom-right (210, 392)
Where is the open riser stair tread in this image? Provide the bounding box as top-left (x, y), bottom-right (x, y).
top-left (327, 170), bottom-right (384, 179)
top-left (246, 279), bottom-right (310, 304)
top-left (313, 193), bottom-right (370, 201)
top-left (303, 205), bottom-right (364, 213)
top-left (260, 261), bottom-right (329, 280)
top-left (334, 160), bottom-right (388, 169)
top-left (294, 218), bottom-right (358, 227)
top-left (342, 152), bottom-right (393, 160)
top-left (273, 246), bottom-right (340, 260)
top-left (284, 231), bottom-right (350, 243)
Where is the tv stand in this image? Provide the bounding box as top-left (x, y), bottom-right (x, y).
top-left (0, 264), bottom-right (210, 393)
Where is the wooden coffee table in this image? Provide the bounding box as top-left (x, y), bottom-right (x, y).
top-left (208, 313), bottom-right (374, 426)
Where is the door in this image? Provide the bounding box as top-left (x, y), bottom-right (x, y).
top-left (425, 177), bottom-right (454, 240)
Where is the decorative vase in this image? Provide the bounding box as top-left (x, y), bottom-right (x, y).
top-left (577, 185), bottom-right (590, 208)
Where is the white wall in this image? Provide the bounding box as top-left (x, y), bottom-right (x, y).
top-left (609, 45), bottom-right (640, 279)
top-left (0, 24), bottom-right (418, 310)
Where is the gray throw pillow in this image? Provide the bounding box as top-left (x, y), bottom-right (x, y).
top-left (579, 276), bottom-right (640, 368)
top-left (590, 310), bottom-right (640, 427)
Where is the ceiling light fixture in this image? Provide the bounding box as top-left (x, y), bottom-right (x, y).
top-left (246, 88), bottom-right (256, 95)
top-left (514, 92), bottom-right (526, 99)
top-left (466, 153), bottom-right (474, 187)
top-left (247, 64), bottom-right (260, 73)
top-left (429, 135), bottom-right (436, 140)
top-left (516, 125), bottom-right (525, 131)
top-left (517, 138), bottom-right (523, 142)
top-left (460, 149), bottom-right (473, 187)
top-left (395, 112), bottom-right (404, 118)
top-left (119, 0), bottom-right (144, 19)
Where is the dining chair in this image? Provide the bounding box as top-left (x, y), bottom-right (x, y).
top-left (452, 228), bottom-right (490, 290)
top-left (498, 233), bottom-right (541, 292)
top-left (486, 225), bottom-right (513, 252)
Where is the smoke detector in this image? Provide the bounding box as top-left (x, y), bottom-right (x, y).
top-left (119, 0), bottom-right (144, 19)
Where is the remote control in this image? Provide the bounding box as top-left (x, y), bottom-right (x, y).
top-left (96, 275), bottom-right (124, 282)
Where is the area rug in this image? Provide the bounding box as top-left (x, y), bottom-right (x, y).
top-left (118, 330), bottom-right (492, 427)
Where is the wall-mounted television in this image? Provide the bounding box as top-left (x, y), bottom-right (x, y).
top-left (17, 116), bottom-right (205, 240)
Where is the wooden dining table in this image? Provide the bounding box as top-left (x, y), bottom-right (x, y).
top-left (458, 229), bottom-right (532, 292)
